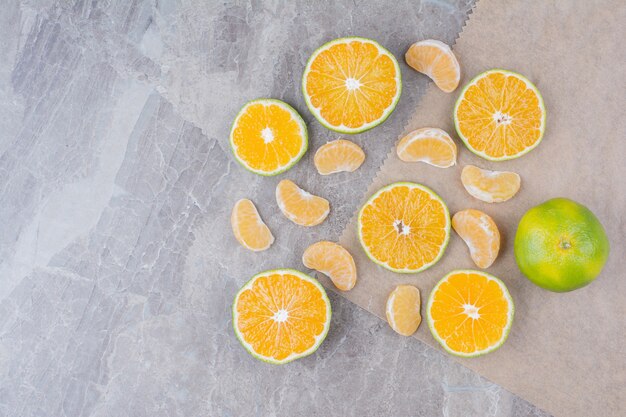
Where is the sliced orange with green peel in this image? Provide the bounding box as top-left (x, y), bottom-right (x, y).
top-left (452, 209), bottom-right (500, 269)
top-left (358, 182), bottom-right (450, 273)
top-left (396, 127), bottom-right (457, 168)
top-left (230, 99), bottom-right (307, 175)
top-left (231, 198), bottom-right (274, 251)
top-left (461, 165), bottom-right (521, 203)
top-left (233, 269), bottom-right (331, 364)
top-left (302, 241), bottom-right (357, 291)
top-left (454, 69), bottom-right (546, 161)
top-left (314, 139), bottom-right (365, 175)
top-left (427, 270), bottom-right (514, 357)
top-left (405, 39), bottom-right (460, 93)
top-left (276, 179), bottom-right (330, 227)
top-left (302, 37), bottom-right (402, 134)
top-left (386, 285), bottom-right (422, 336)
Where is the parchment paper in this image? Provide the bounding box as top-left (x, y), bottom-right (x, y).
top-left (330, 1), bottom-right (626, 416)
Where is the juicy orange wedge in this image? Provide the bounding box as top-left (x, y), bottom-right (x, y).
top-left (302, 241), bottom-right (357, 291)
top-left (386, 285), bottom-right (422, 336)
top-left (314, 139), bottom-right (365, 175)
top-left (452, 209), bottom-right (500, 269)
top-left (233, 269), bottom-right (331, 364)
top-left (454, 69), bottom-right (546, 161)
top-left (231, 199), bottom-right (274, 251)
top-left (303, 37), bottom-right (401, 133)
top-left (461, 165), bottom-right (521, 203)
top-left (427, 270), bottom-right (514, 357)
top-left (396, 127), bottom-right (457, 168)
top-left (405, 40), bottom-right (460, 93)
top-left (276, 180), bottom-right (330, 227)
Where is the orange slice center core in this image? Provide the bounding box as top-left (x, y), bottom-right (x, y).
top-left (272, 308), bottom-right (289, 323)
top-left (260, 127), bottom-right (274, 143)
top-left (462, 303), bottom-right (481, 319)
top-left (393, 219), bottom-right (411, 235)
top-left (345, 77), bottom-right (361, 91)
top-left (493, 111), bottom-right (512, 125)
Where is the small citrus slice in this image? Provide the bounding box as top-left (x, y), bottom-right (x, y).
top-left (427, 270), bottom-right (514, 357)
top-left (396, 127), bottom-right (457, 168)
top-left (358, 182), bottom-right (450, 273)
top-left (302, 37), bottom-right (402, 133)
top-left (232, 269), bottom-right (331, 364)
top-left (314, 139), bottom-right (365, 175)
top-left (452, 209), bottom-right (500, 269)
top-left (461, 165), bottom-right (521, 203)
top-left (276, 180), bottom-right (330, 227)
top-left (386, 285), bottom-right (422, 336)
top-left (454, 69), bottom-right (546, 161)
top-left (230, 99), bottom-right (307, 175)
top-left (302, 241), bottom-right (357, 291)
top-left (231, 199), bottom-right (274, 251)
top-left (405, 40), bottom-right (460, 93)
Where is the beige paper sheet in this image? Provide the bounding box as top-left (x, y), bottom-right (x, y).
top-left (329, 1), bottom-right (626, 416)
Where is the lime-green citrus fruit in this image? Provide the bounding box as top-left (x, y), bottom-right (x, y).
top-left (514, 198), bottom-right (609, 292)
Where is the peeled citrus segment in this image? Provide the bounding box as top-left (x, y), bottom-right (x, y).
top-left (233, 269), bottom-right (331, 364)
top-left (461, 165), bottom-right (521, 203)
top-left (302, 37), bottom-right (402, 134)
top-left (276, 180), bottom-right (330, 227)
top-left (231, 199), bottom-right (274, 251)
top-left (358, 182), bottom-right (451, 273)
top-left (452, 209), bottom-right (500, 269)
top-left (427, 270), bottom-right (514, 357)
top-left (454, 69), bottom-right (546, 161)
top-left (302, 241), bottom-right (357, 291)
top-left (396, 127), bottom-right (457, 168)
top-left (405, 40), bottom-right (460, 93)
top-left (386, 285), bottom-right (422, 336)
top-left (314, 139), bottom-right (365, 175)
top-left (230, 99), bottom-right (308, 175)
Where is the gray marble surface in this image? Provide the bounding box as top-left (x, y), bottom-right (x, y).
top-left (0, 1), bottom-right (551, 416)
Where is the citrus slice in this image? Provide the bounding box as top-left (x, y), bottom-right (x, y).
top-left (276, 180), bottom-right (330, 226)
top-left (452, 209), bottom-right (500, 269)
top-left (405, 39), bottom-right (460, 93)
top-left (302, 37), bottom-right (402, 134)
top-left (302, 241), bottom-right (357, 291)
top-left (454, 69), bottom-right (546, 161)
top-left (314, 139), bottom-right (365, 175)
top-left (386, 285), bottom-right (422, 336)
top-left (427, 270), bottom-right (514, 357)
top-left (358, 182), bottom-right (450, 273)
top-left (230, 99), bottom-right (307, 175)
top-left (396, 127), bottom-right (457, 168)
top-left (231, 198), bottom-right (274, 251)
top-left (232, 269), bottom-right (331, 364)
top-left (461, 165), bottom-right (521, 203)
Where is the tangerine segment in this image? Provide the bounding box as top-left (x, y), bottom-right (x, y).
top-left (405, 39), bottom-right (460, 92)
top-left (427, 270), bottom-right (514, 357)
top-left (302, 241), bottom-right (357, 291)
top-left (231, 199), bottom-right (274, 251)
top-left (452, 209), bottom-right (500, 269)
top-left (302, 37), bottom-right (401, 133)
top-left (358, 182), bottom-right (450, 273)
top-left (314, 139), bottom-right (365, 175)
top-left (454, 69), bottom-right (545, 161)
top-left (461, 165), bottom-right (521, 203)
top-left (386, 285), bottom-right (422, 336)
top-left (233, 269), bottom-right (331, 364)
top-left (230, 99), bottom-right (307, 175)
top-left (276, 180), bottom-right (330, 227)
top-left (396, 127), bottom-right (457, 168)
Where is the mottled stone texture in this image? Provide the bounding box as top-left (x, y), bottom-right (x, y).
top-left (0, 1), bottom-right (550, 416)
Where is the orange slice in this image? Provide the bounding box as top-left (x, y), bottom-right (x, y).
top-left (358, 182), bottom-right (450, 273)
top-left (386, 285), bottom-right (422, 336)
top-left (302, 241), bottom-right (357, 291)
top-left (452, 209), bottom-right (500, 269)
top-left (232, 269), bottom-right (331, 364)
top-left (302, 37), bottom-right (402, 134)
top-left (454, 69), bottom-right (546, 161)
top-left (405, 40), bottom-right (460, 93)
top-left (461, 165), bottom-right (521, 203)
top-left (230, 99), bottom-right (307, 175)
top-left (427, 270), bottom-right (514, 357)
top-left (276, 180), bottom-right (330, 226)
top-left (396, 127), bottom-right (457, 168)
top-left (231, 199), bottom-right (274, 251)
top-left (314, 139), bottom-right (365, 175)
